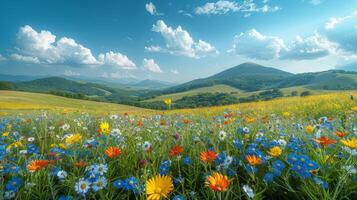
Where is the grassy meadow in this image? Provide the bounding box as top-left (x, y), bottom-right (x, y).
top-left (0, 90), bottom-right (356, 199)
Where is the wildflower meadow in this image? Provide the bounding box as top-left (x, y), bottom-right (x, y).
top-left (0, 93), bottom-right (356, 200)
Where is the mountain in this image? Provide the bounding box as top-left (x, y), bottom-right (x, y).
top-left (0, 77), bottom-right (153, 102)
top-left (130, 79), bottom-right (176, 89)
top-left (277, 70), bottom-right (357, 90)
top-left (161, 62), bottom-right (294, 94)
top-left (0, 74), bottom-right (44, 82)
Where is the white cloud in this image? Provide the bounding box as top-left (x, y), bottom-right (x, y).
top-left (323, 10), bottom-right (357, 53)
top-left (145, 45), bottom-right (164, 52)
top-left (325, 16), bottom-right (352, 30)
top-left (16, 25), bottom-right (98, 65)
top-left (98, 51), bottom-right (136, 69)
top-left (63, 70), bottom-right (80, 76)
top-left (281, 34), bottom-right (338, 60)
top-left (195, 0), bottom-right (280, 15)
top-left (12, 25), bottom-right (136, 69)
top-left (143, 58), bottom-right (162, 73)
top-left (10, 53), bottom-right (40, 63)
top-left (0, 54), bottom-right (6, 61)
top-left (229, 29), bottom-right (337, 60)
top-left (151, 20), bottom-right (217, 58)
top-left (228, 29), bottom-right (285, 60)
top-left (145, 2), bottom-right (162, 15)
top-left (178, 10), bottom-right (193, 18)
top-left (145, 2), bottom-right (157, 15)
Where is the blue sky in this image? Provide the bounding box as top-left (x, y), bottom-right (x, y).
top-left (0, 0), bottom-right (356, 83)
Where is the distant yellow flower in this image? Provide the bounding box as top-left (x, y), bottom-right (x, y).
top-left (65, 133), bottom-right (82, 144)
top-left (352, 106), bottom-right (357, 112)
top-left (99, 122), bottom-right (110, 134)
top-left (164, 98), bottom-right (172, 106)
top-left (146, 175), bottom-right (173, 200)
top-left (6, 141), bottom-right (23, 151)
top-left (2, 132), bottom-right (9, 137)
top-left (50, 144), bottom-right (56, 148)
top-left (305, 125), bottom-right (314, 134)
top-left (6, 124), bottom-right (12, 129)
top-left (282, 112), bottom-right (290, 118)
top-left (268, 146), bottom-right (282, 157)
top-left (244, 116), bottom-right (256, 124)
top-left (340, 138), bottom-right (357, 149)
top-left (59, 143), bottom-right (67, 149)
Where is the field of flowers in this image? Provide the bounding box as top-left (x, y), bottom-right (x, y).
top-left (1, 92), bottom-right (357, 199)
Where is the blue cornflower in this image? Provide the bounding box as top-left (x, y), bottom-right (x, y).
top-left (113, 179), bottom-right (124, 189)
top-left (182, 157), bottom-right (192, 165)
top-left (264, 173), bottom-right (274, 183)
top-left (172, 195), bottom-right (185, 200)
top-left (6, 177), bottom-right (22, 192)
top-left (123, 177), bottom-right (138, 193)
top-left (233, 139), bottom-right (243, 150)
top-left (92, 176), bottom-right (107, 192)
top-left (58, 195), bottom-right (74, 200)
top-left (27, 144), bottom-right (39, 154)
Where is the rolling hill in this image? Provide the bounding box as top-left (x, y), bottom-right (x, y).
top-left (160, 62), bottom-right (294, 94)
top-left (2, 62), bottom-right (357, 109)
top-left (0, 90), bottom-right (152, 114)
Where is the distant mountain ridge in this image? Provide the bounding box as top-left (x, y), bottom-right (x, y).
top-left (1, 62), bottom-right (357, 110)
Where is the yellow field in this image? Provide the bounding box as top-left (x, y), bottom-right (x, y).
top-left (0, 90), bottom-right (154, 115)
top-left (1, 90), bottom-right (357, 118)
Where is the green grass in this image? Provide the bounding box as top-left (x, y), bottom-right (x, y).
top-left (0, 90), bottom-right (153, 115)
top-left (145, 84), bottom-right (243, 102)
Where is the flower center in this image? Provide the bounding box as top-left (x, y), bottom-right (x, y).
top-left (154, 187), bottom-right (162, 193)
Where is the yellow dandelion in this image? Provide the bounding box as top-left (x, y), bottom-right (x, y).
top-left (268, 146), bottom-right (282, 157)
top-left (65, 133), bottom-right (82, 144)
top-left (99, 122), bottom-right (110, 134)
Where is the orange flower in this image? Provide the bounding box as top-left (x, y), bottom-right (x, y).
top-left (335, 131), bottom-right (347, 138)
top-left (183, 119), bottom-right (191, 124)
top-left (206, 172), bottom-right (230, 192)
top-left (200, 150), bottom-right (217, 163)
top-left (137, 121), bottom-right (143, 127)
top-left (169, 145), bottom-right (184, 157)
top-left (105, 147), bottom-right (122, 158)
top-left (313, 136), bottom-right (336, 147)
top-left (74, 160), bottom-right (87, 167)
top-left (160, 120), bottom-right (166, 125)
top-left (28, 160), bottom-right (53, 172)
top-left (244, 116), bottom-right (256, 124)
top-left (224, 113), bottom-right (233, 118)
top-left (245, 155), bottom-right (262, 166)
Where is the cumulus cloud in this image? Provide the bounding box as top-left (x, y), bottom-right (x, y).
top-left (194, 0), bottom-right (280, 15)
top-left (143, 58), bottom-right (162, 73)
top-left (150, 20), bottom-right (218, 58)
top-left (228, 29), bottom-right (337, 60)
top-left (228, 29), bottom-right (285, 60)
top-left (323, 10), bottom-right (357, 53)
top-left (16, 25), bottom-right (98, 65)
top-left (12, 25), bottom-right (136, 69)
top-left (98, 51), bottom-right (136, 69)
top-left (10, 53), bottom-right (40, 63)
top-left (145, 45), bottom-right (164, 52)
top-left (281, 34), bottom-right (338, 60)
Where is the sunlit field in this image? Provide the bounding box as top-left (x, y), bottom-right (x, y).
top-left (1, 91), bottom-right (357, 199)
